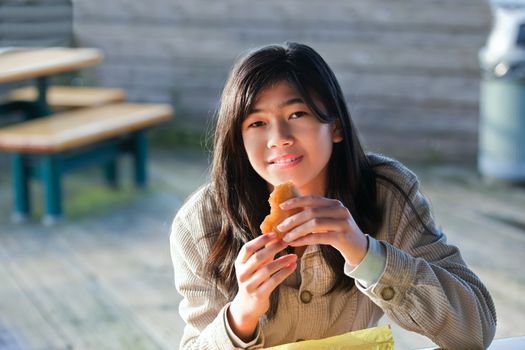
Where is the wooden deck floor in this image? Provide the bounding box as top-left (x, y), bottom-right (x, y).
top-left (0, 149), bottom-right (524, 349)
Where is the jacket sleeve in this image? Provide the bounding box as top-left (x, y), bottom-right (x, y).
top-left (170, 207), bottom-right (264, 350)
top-left (170, 213), bottom-right (232, 350)
top-left (356, 170), bottom-right (497, 349)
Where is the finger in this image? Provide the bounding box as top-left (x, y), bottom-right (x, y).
top-left (244, 239), bottom-right (287, 270)
top-left (255, 261), bottom-right (297, 298)
top-left (238, 232), bottom-right (277, 264)
top-left (244, 254), bottom-right (297, 293)
top-left (280, 196), bottom-right (343, 210)
top-left (282, 217), bottom-right (349, 243)
top-left (286, 231), bottom-right (340, 247)
top-left (238, 240), bottom-right (288, 282)
top-left (277, 206), bottom-right (350, 233)
top-left (264, 235), bottom-right (285, 248)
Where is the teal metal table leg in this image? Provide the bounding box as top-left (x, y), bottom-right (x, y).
top-left (133, 131), bottom-right (147, 188)
top-left (34, 76), bottom-right (52, 118)
top-left (0, 77), bottom-right (51, 120)
top-left (41, 155), bottom-right (63, 224)
top-left (11, 153), bottom-right (30, 221)
top-left (103, 160), bottom-right (119, 188)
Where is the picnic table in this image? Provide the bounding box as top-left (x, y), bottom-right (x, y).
top-left (0, 47), bottom-right (102, 83)
top-left (0, 47), bottom-right (174, 223)
top-left (0, 47), bottom-right (103, 118)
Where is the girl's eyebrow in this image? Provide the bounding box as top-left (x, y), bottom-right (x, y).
top-left (279, 97), bottom-right (305, 108)
top-left (249, 97), bottom-right (305, 114)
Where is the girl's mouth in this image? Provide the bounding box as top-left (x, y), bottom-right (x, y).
top-left (270, 156), bottom-right (303, 169)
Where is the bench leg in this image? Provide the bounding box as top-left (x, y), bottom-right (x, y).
top-left (103, 160), bottom-right (119, 188)
top-left (34, 76), bottom-right (52, 118)
top-left (132, 131), bottom-right (147, 188)
top-left (11, 153), bottom-right (31, 221)
top-left (41, 155), bottom-right (62, 224)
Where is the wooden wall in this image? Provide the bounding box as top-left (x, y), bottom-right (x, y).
top-left (0, 0), bottom-right (72, 47)
top-left (0, 0), bottom-right (72, 133)
top-left (11, 0), bottom-right (495, 161)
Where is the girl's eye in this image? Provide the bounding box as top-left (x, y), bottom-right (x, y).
top-left (290, 111), bottom-right (307, 119)
top-left (248, 121), bottom-right (265, 128)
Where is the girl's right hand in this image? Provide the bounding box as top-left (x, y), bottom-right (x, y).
top-left (227, 232), bottom-right (297, 342)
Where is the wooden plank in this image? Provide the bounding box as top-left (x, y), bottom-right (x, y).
top-left (0, 38), bottom-right (71, 47)
top-left (73, 0), bottom-right (490, 29)
top-left (95, 65), bottom-right (225, 92)
top-left (0, 260), bottom-right (67, 350)
top-left (363, 135), bottom-right (478, 162)
top-left (362, 117), bottom-right (477, 135)
top-left (0, 225), bottom-right (165, 349)
top-left (324, 46), bottom-right (483, 77)
top-left (77, 23), bottom-right (488, 60)
top-left (8, 86), bottom-right (127, 108)
top-left (126, 90), bottom-right (176, 104)
top-left (0, 103), bottom-right (174, 153)
top-left (0, 4), bottom-right (71, 21)
top-left (46, 217), bottom-right (186, 348)
top-left (339, 73), bottom-right (480, 106)
top-left (421, 174), bottom-right (525, 240)
top-left (356, 116), bottom-right (479, 160)
top-left (1, 22), bottom-right (72, 37)
top-left (352, 105), bottom-right (479, 134)
top-left (0, 48), bottom-right (103, 84)
top-left (0, 2), bottom-right (72, 48)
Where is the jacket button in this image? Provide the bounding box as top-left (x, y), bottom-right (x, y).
top-left (381, 287), bottom-right (395, 301)
top-left (300, 290), bottom-right (313, 304)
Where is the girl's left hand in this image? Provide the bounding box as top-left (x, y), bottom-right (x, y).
top-left (277, 195), bottom-right (368, 267)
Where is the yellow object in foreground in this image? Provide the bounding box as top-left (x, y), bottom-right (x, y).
top-left (264, 325), bottom-right (394, 350)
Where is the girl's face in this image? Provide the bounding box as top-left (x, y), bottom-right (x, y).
top-left (241, 81), bottom-right (342, 196)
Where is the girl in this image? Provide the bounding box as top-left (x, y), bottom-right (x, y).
top-left (170, 42), bottom-right (496, 349)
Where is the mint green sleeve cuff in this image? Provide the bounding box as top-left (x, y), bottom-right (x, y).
top-left (224, 303), bottom-right (262, 348)
top-left (344, 235), bottom-right (387, 288)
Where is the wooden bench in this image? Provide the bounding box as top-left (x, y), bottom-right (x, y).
top-left (0, 102), bottom-right (174, 223)
top-left (7, 86), bottom-right (127, 109)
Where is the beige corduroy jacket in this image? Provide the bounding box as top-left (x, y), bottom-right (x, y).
top-left (170, 154), bottom-right (497, 350)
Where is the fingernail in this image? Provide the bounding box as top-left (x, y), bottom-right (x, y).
top-left (277, 223), bottom-right (285, 231)
top-left (283, 234), bottom-right (291, 242)
top-left (280, 201), bottom-right (289, 209)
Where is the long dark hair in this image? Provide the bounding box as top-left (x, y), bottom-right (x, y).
top-left (207, 42), bottom-right (382, 318)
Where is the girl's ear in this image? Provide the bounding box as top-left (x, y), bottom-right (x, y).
top-left (332, 120), bottom-right (344, 143)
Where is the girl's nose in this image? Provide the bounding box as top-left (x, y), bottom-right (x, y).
top-left (267, 122), bottom-right (294, 148)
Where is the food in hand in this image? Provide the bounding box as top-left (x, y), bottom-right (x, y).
top-left (260, 181), bottom-right (301, 239)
